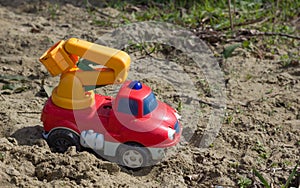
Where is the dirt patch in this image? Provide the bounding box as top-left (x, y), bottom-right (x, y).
top-left (0, 1), bottom-right (299, 187)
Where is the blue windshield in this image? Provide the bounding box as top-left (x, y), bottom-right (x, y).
top-left (118, 98), bottom-right (138, 116)
top-left (143, 92), bottom-right (158, 115)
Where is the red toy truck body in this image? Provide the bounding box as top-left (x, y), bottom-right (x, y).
top-left (39, 38), bottom-right (182, 168)
top-left (42, 80), bottom-right (182, 168)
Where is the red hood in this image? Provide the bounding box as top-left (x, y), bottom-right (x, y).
top-left (118, 101), bottom-right (177, 132)
top-left (112, 100), bottom-right (181, 147)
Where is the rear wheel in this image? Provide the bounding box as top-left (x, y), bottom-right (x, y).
top-left (117, 143), bottom-right (150, 169)
top-left (47, 129), bottom-right (81, 153)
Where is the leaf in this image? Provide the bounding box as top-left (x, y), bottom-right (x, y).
top-left (14, 86), bottom-right (28, 93)
top-left (43, 86), bottom-right (54, 97)
top-left (2, 83), bottom-right (29, 93)
top-left (242, 40), bottom-right (251, 49)
top-left (2, 84), bottom-right (15, 90)
top-left (0, 74), bottom-right (27, 82)
top-left (285, 163), bottom-right (298, 188)
top-left (253, 168), bottom-right (271, 188)
top-left (222, 43), bottom-right (241, 59)
top-left (238, 177), bottom-right (252, 188)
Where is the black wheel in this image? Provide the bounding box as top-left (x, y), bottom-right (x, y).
top-left (47, 129), bottom-right (81, 153)
top-left (117, 143), bottom-right (150, 169)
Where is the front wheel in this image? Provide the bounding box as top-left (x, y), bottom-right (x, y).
top-left (117, 143), bottom-right (150, 169)
top-left (47, 129), bottom-right (81, 153)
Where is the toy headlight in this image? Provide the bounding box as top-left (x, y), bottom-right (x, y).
top-left (167, 127), bottom-right (176, 140)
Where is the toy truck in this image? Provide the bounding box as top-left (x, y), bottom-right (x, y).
top-left (39, 38), bottom-right (182, 168)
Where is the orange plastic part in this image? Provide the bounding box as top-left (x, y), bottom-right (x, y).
top-left (39, 40), bottom-right (76, 76)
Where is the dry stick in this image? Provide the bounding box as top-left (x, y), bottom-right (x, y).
top-left (85, 0), bottom-right (113, 18)
top-left (233, 0), bottom-right (236, 16)
top-left (269, 166), bottom-right (300, 173)
top-left (251, 31), bottom-right (300, 40)
top-left (228, 0), bottom-right (234, 31)
top-left (233, 0), bottom-right (236, 29)
top-left (0, 94), bottom-right (6, 101)
top-left (198, 30), bottom-right (300, 43)
top-left (17, 111), bottom-right (40, 114)
top-left (237, 30), bottom-right (300, 40)
top-left (217, 6), bottom-right (281, 31)
top-left (216, 16), bottom-right (270, 31)
top-left (179, 94), bottom-right (228, 109)
top-left (276, 0), bottom-right (279, 10)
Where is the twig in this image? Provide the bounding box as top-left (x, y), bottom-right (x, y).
top-left (238, 29), bottom-right (300, 40)
top-left (267, 166), bottom-right (300, 173)
top-left (227, 0), bottom-right (234, 31)
top-left (0, 94), bottom-right (6, 101)
top-left (17, 111), bottom-right (40, 114)
top-left (256, 31), bottom-right (300, 40)
top-left (196, 29), bottom-right (300, 44)
top-left (216, 16), bottom-right (271, 31)
top-left (179, 94), bottom-right (227, 109)
top-left (84, 1), bottom-right (114, 18)
top-left (233, 0), bottom-right (236, 21)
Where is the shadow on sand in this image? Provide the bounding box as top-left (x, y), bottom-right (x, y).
top-left (10, 125), bottom-right (154, 176)
top-left (10, 125), bottom-right (44, 146)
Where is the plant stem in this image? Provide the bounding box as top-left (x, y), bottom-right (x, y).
top-left (227, 0), bottom-right (234, 31)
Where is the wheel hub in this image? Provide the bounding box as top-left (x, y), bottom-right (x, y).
top-left (123, 149), bottom-right (143, 168)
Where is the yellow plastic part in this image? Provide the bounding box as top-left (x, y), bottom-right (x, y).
top-left (51, 72), bottom-right (95, 109)
top-left (39, 38), bottom-right (131, 110)
top-left (39, 40), bottom-right (76, 76)
top-left (64, 38), bottom-right (130, 83)
top-left (76, 69), bottom-right (115, 86)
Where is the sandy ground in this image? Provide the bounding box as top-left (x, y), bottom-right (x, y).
top-left (0, 1), bottom-right (299, 187)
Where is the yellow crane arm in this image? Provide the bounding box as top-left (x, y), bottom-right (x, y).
top-left (40, 38), bottom-right (130, 84)
top-left (39, 38), bottom-right (131, 110)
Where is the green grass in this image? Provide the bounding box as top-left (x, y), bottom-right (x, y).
top-left (48, 3), bottom-right (60, 19)
top-left (253, 141), bottom-right (271, 160)
top-left (253, 163), bottom-right (299, 188)
top-left (99, 0), bottom-right (300, 62)
top-left (107, 0), bottom-right (299, 33)
top-left (108, 0), bottom-right (228, 28)
top-left (238, 176), bottom-right (252, 188)
top-left (0, 152), bottom-right (5, 161)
